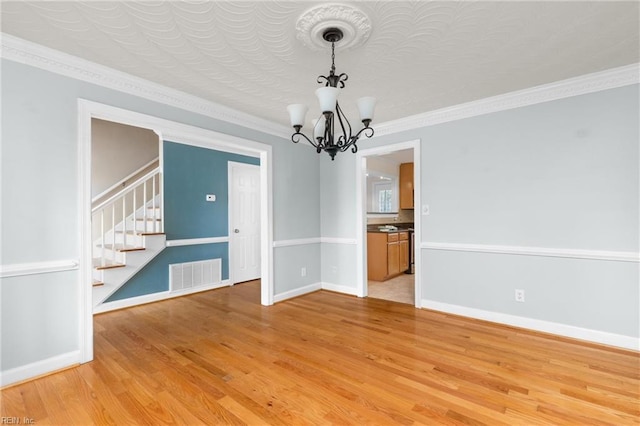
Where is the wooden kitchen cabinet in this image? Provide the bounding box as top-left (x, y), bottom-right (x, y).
top-left (368, 231), bottom-right (409, 281)
top-left (399, 232), bottom-right (409, 272)
top-left (399, 162), bottom-right (414, 209)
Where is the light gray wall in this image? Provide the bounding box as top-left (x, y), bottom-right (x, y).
top-left (274, 244), bottom-right (321, 294)
top-left (91, 118), bottom-right (159, 197)
top-left (417, 89), bottom-right (638, 250)
top-left (319, 154), bottom-right (360, 291)
top-left (0, 58), bottom-right (320, 373)
top-left (320, 84), bottom-right (639, 338)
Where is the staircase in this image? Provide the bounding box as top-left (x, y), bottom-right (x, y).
top-left (92, 168), bottom-right (166, 308)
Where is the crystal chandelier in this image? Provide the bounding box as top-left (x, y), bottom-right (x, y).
top-left (287, 28), bottom-right (376, 160)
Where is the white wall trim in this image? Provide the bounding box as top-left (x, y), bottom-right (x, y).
top-left (166, 237), bottom-right (229, 247)
top-left (0, 350), bottom-right (81, 388)
top-left (272, 282), bottom-right (359, 302)
top-left (93, 280), bottom-right (231, 314)
top-left (422, 299), bottom-right (639, 351)
top-left (374, 63), bottom-right (640, 136)
top-left (273, 238), bottom-right (321, 248)
top-left (78, 100), bottom-right (275, 372)
top-left (321, 282), bottom-right (359, 296)
top-left (0, 260), bottom-right (79, 278)
top-left (1, 33), bottom-right (290, 139)
top-left (321, 237), bottom-right (358, 245)
top-left (421, 241), bottom-right (640, 263)
top-left (3, 35), bottom-right (637, 143)
top-left (272, 237), bottom-right (359, 247)
top-left (273, 282), bottom-right (322, 303)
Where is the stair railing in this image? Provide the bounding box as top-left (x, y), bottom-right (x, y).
top-left (92, 168), bottom-right (162, 267)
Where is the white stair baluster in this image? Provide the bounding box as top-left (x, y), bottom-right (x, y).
top-left (133, 187), bottom-right (137, 241)
top-left (152, 175), bottom-right (157, 232)
top-left (111, 204), bottom-right (116, 263)
top-left (100, 210), bottom-right (105, 267)
top-left (122, 194), bottom-right (126, 249)
top-left (92, 168), bottom-right (162, 272)
top-left (143, 179), bottom-right (147, 233)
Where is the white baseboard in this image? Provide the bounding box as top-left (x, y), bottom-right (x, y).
top-left (0, 350), bottom-right (81, 387)
top-left (422, 299), bottom-right (639, 351)
top-left (94, 280), bottom-right (231, 314)
top-left (273, 283), bottom-right (322, 303)
top-left (321, 282), bottom-right (359, 296)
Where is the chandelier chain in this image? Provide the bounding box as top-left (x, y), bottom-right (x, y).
top-left (331, 42), bottom-right (336, 76)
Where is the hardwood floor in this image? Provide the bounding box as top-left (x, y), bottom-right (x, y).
top-left (2, 280), bottom-right (638, 425)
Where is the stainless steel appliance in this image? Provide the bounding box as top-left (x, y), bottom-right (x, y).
top-left (406, 228), bottom-right (415, 274)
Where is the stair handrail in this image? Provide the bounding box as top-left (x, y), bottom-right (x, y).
top-left (92, 157), bottom-right (159, 204)
top-left (92, 167), bottom-right (160, 213)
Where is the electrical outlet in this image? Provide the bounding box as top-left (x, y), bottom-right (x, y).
top-left (515, 289), bottom-right (525, 302)
top-left (301, 267), bottom-right (306, 277)
top-left (206, 194), bottom-right (216, 202)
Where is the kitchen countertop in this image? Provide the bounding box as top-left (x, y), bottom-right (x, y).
top-left (367, 227), bottom-right (414, 233)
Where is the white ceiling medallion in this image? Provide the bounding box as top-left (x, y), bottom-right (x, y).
top-left (295, 3), bottom-right (372, 51)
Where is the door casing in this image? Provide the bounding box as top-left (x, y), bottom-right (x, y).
top-left (354, 139), bottom-right (422, 306)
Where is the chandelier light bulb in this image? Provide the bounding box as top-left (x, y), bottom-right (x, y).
top-left (315, 87), bottom-right (340, 114)
top-left (357, 97), bottom-right (376, 122)
top-left (287, 104), bottom-right (308, 128)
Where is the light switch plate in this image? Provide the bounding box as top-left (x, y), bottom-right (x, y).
top-left (206, 194), bottom-right (216, 202)
top-left (422, 204), bottom-right (430, 215)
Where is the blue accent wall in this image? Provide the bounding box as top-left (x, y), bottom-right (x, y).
top-left (107, 244), bottom-right (228, 301)
top-left (164, 141), bottom-right (259, 240)
top-left (106, 141), bottom-right (259, 302)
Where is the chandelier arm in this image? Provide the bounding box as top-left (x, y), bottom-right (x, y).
top-left (291, 131), bottom-right (318, 148)
top-left (337, 73), bottom-right (348, 88)
top-left (353, 125), bottom-right (375, 140)
top-left (334, 103), bottom-right (352, 147)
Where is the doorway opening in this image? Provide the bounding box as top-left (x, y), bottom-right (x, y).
top-left (355, 140), bottom-right (421, 307)
top-left (78, 99), bottom-right (273, 364)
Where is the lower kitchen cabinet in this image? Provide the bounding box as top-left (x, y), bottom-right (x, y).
top-left (367, 231), bottom-right (409, 281)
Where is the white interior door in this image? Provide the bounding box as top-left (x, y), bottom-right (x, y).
top-left (229, 162), bottom-right (261, 284)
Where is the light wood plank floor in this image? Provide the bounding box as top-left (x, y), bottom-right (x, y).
top-left (2, 281), bottom-right (638, 425)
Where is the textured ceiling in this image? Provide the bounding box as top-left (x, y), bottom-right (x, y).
top-left (2, 1), bottom-right (639, 130)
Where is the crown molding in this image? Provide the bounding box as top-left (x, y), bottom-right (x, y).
top-left (374, 63), bottom-right (640, 136)
top-left (2, 33), bottom-right (638, 140)
top-left (0, 33), bottom-right (291, 139)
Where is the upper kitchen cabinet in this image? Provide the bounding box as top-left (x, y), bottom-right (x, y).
top-left (399, 162), bottom-right (414, 209)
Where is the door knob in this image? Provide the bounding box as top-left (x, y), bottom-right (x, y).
top-left (234, 229), bottom-right (240, 233)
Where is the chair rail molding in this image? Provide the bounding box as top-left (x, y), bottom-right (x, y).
top-left (0, 259), bottom-right (79, 278)
top-left (272, 237), bottom-right (358, 248)
top-left (421, 241), bottom-right (640, 263)
top-left (166, 237), bottom-right (230, 247)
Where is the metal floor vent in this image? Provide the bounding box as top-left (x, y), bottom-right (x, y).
top-left (169, 258), bottom-right (222, 292)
